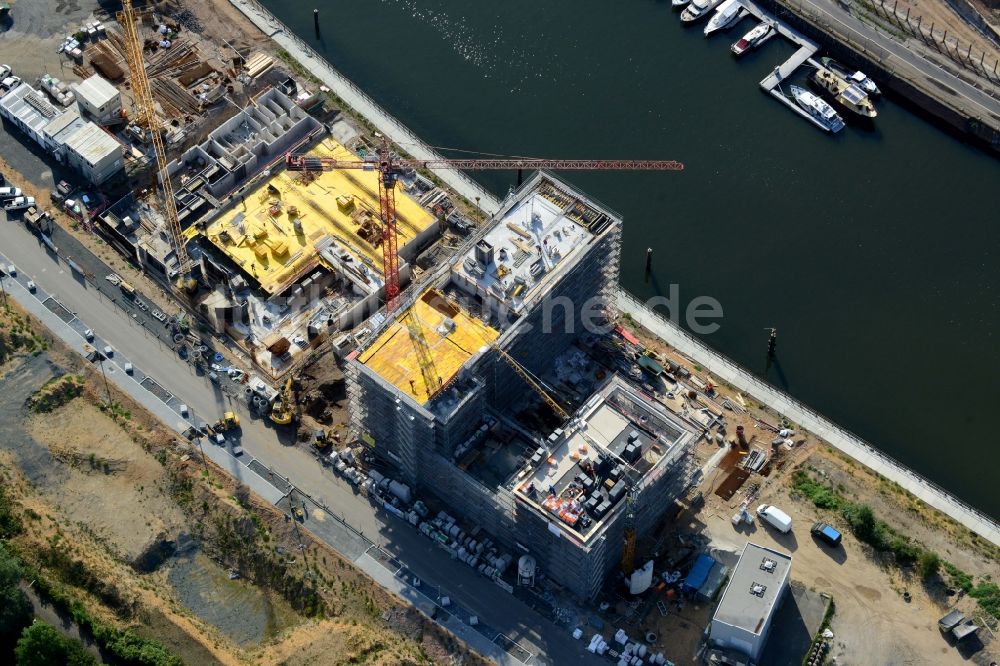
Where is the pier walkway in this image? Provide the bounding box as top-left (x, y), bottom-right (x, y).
top-left (738, 0), bottom-right (827, 129)
top-left (614, 289), bottom-right (1000, 547)
top-left (229, 0), bottom-right (504, 216)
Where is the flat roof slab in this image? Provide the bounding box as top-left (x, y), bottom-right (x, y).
top-left (450, 192), bottom-right (592, 315)
top-left (359, 289), bottom-right (498, 405)
top-left (203, 140), bottom-right (435, 294)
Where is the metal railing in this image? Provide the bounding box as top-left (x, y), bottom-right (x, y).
top-left (614, 288), bottom-right (1000, 541)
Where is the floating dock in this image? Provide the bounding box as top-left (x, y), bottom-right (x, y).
top-left (735, 0), bottom-right (825, 130)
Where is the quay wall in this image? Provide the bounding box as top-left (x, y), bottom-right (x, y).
top-left (757, 0), bottom-right (1000, 150)
top-left (227, 0), bottom-right (1000, 547)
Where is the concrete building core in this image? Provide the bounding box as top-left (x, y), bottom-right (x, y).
top-left (346, 172), bottom-right (696, 599)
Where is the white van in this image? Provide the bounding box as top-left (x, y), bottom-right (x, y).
top-left (0, 187), bottom-right (22, 200)
top-left (756, 504), bottom-right (793, 533)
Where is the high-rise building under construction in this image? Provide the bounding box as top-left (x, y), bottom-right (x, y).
top-left (345, 172), bottom-right (696, 599)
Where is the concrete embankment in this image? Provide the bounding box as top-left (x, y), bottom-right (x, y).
top-left (227, 0), bottom-right (1000, 547)
top-left (755, 0), bottom-right (1000, 151)
top-left (614, 290), bottom-right (1000, 547)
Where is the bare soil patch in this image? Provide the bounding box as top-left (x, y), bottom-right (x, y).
top-left (24, 400), bottom-right (188, 563)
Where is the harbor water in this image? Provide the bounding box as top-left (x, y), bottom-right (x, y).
top-left (261, 0), bottom-right (1000, 517)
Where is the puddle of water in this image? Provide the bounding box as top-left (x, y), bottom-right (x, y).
top-left (165, 549), bottom-right (298, 646)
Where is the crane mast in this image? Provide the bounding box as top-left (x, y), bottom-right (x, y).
top-left (117, 0), bottom-right (188, 269)
top-left (287, 138), bottom-right (683, 313)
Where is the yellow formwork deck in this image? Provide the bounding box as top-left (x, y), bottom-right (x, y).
top-left (359, 289), bottom-right (499, 405)
top-left (202, 140), bottom-right (436, 294)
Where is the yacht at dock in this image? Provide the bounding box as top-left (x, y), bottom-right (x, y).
top-left (790, 85), bottom-right (846, 132)
top-left (681, 0), bottom-right (725, 24)
top-left (704, 0), bottom-right (747, 36)
top-left (811, 66), bottom-right (877, 120)
top-left (731, 20), bottom-right (774, 56)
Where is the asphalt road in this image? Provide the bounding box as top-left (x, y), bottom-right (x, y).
top-left (0, 213), bottom-right (606, 666)
top-left (794, 0), bottom-right (1000, 122)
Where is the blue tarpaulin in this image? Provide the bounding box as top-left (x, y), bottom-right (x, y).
top-left (683, 554), bottom-right (717, 593)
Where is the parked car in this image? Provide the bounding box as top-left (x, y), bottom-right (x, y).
top-left (756, 504), bottom-right (793, 533)
top-left (810, 522), bottom-right (843, 546)
top-left (26, 280), bottom-right (36, 293)
top-left (1, 76), bottom-right (22, 92)
top-left (0, 186), bottom-right (22, 200)
top-left (83, 329), bottom-right (94, 341)
top-left (0, 65), bottom-right (11, 80)
top-left (3, 196), bottom-right (36, 211)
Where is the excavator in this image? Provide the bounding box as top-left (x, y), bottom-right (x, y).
top-left (214, 411), bottom-right (240, 431)
top-left (270, 377), bottom-right (294, 426)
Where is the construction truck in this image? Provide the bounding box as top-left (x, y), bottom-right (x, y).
top-left (270, 377), bottom-right (294, 426)
top-left (214, 411), bottom-right (240, 431)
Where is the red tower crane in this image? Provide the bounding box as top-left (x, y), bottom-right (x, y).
top-left (286, 137), bottom-right (683, 312)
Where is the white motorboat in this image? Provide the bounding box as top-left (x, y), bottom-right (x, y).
top-left (820, 56), bottom-right (881, 96)
top-left (704, 0), bottom-right (745, 36)
top-left (681, 0), bottom-right (724, 23)
top-left (790, 85), bottom-right (846, 133)
top-left (731, 20), bottom-right (774, 56)
top-left (672, 0), bottom-right (691, 9)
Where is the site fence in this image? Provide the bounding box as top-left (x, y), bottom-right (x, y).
top-left (231, 0), bottom-right (502, 213)
top-left (614, 288), bottom-right (1000, 543)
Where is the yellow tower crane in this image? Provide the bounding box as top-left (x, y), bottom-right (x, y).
top-left (402, 311), bottom-right (442, 398)
top-left (489, 343), bottom-right (569, 420)
top-left (117, 0), bottom-right (189, 270)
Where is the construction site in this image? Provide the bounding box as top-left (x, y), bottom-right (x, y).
top-left (347, 172), bottom-right (698, 600)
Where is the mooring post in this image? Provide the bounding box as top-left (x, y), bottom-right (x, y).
top-left (313, 8), bottom-right (320, 37)
top-left (764, 327), bottom-right (778, 373)
top-left (644, 248), bottom-right (653, 283)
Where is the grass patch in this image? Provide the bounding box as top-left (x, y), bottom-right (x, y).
top-left (28, 375), bottom-right (85, 413)
top-left (970, 582), bottom-right (1000, 618)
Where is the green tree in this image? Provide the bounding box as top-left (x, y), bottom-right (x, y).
top-left (15, 622), bottom-right (95, 666)
top-left (917, 551), bottom-right (941, 580)
top-left (0, 544), bottom-right (31, 637)
top-left (842, 503), bottom-right (878, 543)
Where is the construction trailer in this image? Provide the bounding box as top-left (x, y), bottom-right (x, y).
top-left (345, 172), bottom-right (697, 599)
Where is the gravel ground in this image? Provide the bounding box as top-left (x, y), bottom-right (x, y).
top-left (0, 0), bottom-right (99, 82)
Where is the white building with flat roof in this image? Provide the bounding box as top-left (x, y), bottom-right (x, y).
top-left (0, 82), bottom-right (123, 185)
top-left (73, 74), bottom-right (121, 123)
top-left (710, 542), bottom-right (792, 662)
top-left (62, 122), bottom-right (123, 185)
top-left (0, 83), bottom-right (64, 150)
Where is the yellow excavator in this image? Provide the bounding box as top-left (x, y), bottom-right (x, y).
top-left (215, 411), bottom-right (240, 431)
top-left (270, 377), bottom-right (294, 425)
